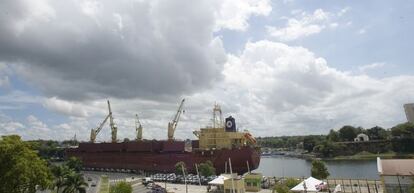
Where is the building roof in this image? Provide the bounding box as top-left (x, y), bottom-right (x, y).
top-left (208, 175), bottom-right (229, 185)
top-left (377, 157), bottom-right (414, 176)
top-left (291, 177), bottom-right (326, 192)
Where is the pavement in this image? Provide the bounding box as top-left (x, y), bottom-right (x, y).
top-left (132, 183), bottom-right (149, 193)
top-left (154, 182), bottom-right (273, 193)
top-left (82, 172), bottom-right (101, 193)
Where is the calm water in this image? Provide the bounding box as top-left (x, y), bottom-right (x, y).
top-left (254, 156), bottom-right (379, 179)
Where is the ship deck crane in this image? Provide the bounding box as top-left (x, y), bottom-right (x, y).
top-left (135, 114), bottom-right (143, 141)
top-left (168, 99), bottom-right (185, 141)
top-left (90, 100), bottom-right (118, 143)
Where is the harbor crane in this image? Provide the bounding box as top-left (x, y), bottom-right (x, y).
top-left (167, 99), bottom-right (185, 141)
top-left (135, 114), bottom-right (143, 141)
top-left (90, 100), bottom-right (118, 143)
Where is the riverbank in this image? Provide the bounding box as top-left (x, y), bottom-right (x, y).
top-left (326, 151), bottom-right (414, 161)
top-left (275, 151), bottom-right (414, 161)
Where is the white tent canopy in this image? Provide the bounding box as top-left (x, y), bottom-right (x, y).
top-left (291, 177), bottom-right (326, 192)
top-left (208, 175), bottom-right (230, 185)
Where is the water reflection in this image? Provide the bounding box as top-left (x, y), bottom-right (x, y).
top-left (254, 156), bottom-right (379, 179)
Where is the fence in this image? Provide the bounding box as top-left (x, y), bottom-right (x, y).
top-left (267, 177), bottom-right (383, 193)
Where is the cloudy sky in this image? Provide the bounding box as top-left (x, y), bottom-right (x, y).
top-left (1, 0), bottom-right (414, 141)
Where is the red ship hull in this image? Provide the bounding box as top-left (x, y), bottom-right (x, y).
top-left (66, 141), bottom-right (260, 174)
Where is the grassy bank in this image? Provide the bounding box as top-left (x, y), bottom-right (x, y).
top-left (327, 151), bottom-right (414, 160)
top-left (99, 175), bottom-right (109, 193)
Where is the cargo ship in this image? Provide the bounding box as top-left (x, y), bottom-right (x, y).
top-left (66, 100), bottom-right (260, 174)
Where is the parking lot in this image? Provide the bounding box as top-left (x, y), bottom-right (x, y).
top-left (150, 173), bottom-right (217, 185)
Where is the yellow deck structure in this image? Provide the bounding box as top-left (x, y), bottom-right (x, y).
top-left (196, 127), bottom-right (248, 150)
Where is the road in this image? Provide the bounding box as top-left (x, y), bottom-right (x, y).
top-left (132, 183), bottom-right (149, 193)
top-left (82, 172), bottom-right (101, 193)
top-left (82, 171), bottom-right (144, 193)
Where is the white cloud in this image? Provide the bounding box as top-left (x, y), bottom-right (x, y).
top-left (3, 41), bottom-right (414, 140)
top-left (27, 115), bottom-right (49, 131)
top-left (1, 0), bottom-right (227, 101)
top-left (358, 62), bottom-right (385, 73)
top-left (1, 121), bottom-right (25, 132)
top-left (214, 0), bottom-right (272, 31)
top-left (358, 28), bottom-right (367, 34)
top-left (337, 7), bottom-right (351, 17)
top-left (2, 1), bottom-right (414, 141)
top-left (0, 63), bottom-right (10, 88)
top-left (43, 97), bottom-right (89, 117)
top-left (267, 8), bottom-right (347, 41)
top-left (204, 40), bottom-right (414, 136)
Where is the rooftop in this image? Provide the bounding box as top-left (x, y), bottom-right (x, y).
top-left (377, 157), bottom-right (414, 176)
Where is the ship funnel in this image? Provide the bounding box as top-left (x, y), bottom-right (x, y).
top-left (225, 116), bottom-right (236, 132)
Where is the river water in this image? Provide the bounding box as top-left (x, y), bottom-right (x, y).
top-left (254, 156), bottom-right (379, 179)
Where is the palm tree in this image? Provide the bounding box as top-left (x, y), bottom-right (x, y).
top-left (51, 165), bottom-right (70, 193)
top-left (62, 171), bottom-right (88, 193)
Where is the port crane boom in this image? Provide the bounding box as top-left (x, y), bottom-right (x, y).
top-left (135, 114), bottom-right (143, 141)
top-left (108, 101), bottom-right (117, 143)
top-left (168, 99), bottom-right (185, 141)
top-left (90, 100), bottom-right (118, 143)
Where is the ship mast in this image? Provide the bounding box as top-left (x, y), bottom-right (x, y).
top-left (135, 114), bottom-right (143, 141)
top-left (212, 103), bottom-right (223, 128)
top-left (168, 99), bottom-right (185, 141)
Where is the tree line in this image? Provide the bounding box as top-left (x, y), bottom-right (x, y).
top-left (258, 122), bottom-right (414, 158)
top-left (0, 135), bottom-right (87, 193)
top-left (0, 135), bottom-right (134, 193)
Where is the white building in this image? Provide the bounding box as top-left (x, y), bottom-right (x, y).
top-left (403, 103), bottom-right (414, 123)
top-left (377, 157), bottom-right (414, 193)
top-left (354, 133), bottom-right (369, 142)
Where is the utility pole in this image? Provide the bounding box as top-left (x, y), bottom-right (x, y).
top-left (246, 161), bottom-right (250, 174)
top-left (229, 158), bottom-right (235, 193)
top-left (181, 165), bottom-right (188, 193)
top-left (195, 164), bottom-right (201, 186)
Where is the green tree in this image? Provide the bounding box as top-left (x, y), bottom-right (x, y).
top-left (175, 161), bottom-right (187, 174)
top-left (313, 141), bottom-right (345, 158)
top-left (391, 122), bottom-right (414, 138)
top-left (366, 126), bottom-right (388, 140)
top-left (311, 160), bottom-right (330, 179)
top-left (51, 165), bottom-right (71, 193)
top-left (272, 178), bottom-right (299, 193)
top-left (110, 181), bottom-right (133, 193)
top-left (0, 135), bottom-right (53, 193)
top-left (338, 126), bottom-right (358, 141)
top-left (284, 178), bottom-right (300, 189)
top-left (327, 129), bottom-right (339, 142)
top-left (390, 122), bottom-right (414, 152)
top-left (62, 171), bottom-right (88, 193)
top-left (66, 156), bottom-right (83, 172)
top-left (303, 136), bottom-right (319, 152)
top-left (273, 183), bottom-right (290, 193)
top-left (198, 161), bottom-right (216, 176)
